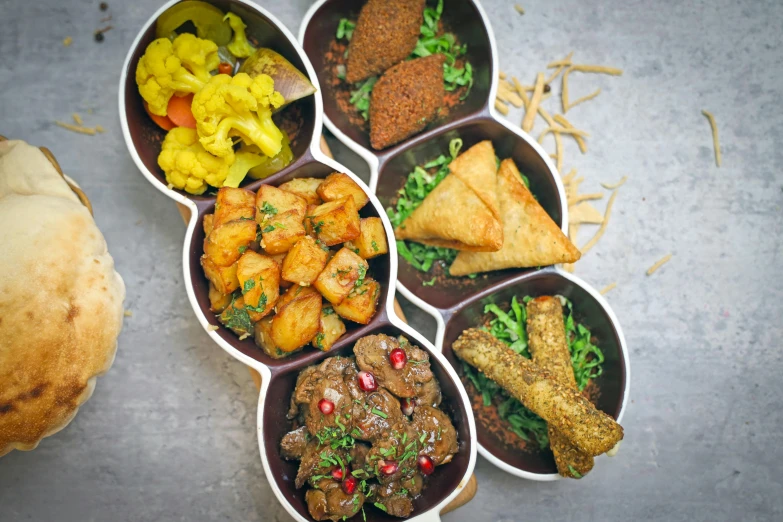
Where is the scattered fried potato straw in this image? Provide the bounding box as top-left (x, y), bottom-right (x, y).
top-left (522, 72), bottom-right (545, 132)
top-left (568, 192), bottom-right (604, 206)
top-left (600, 282), bottom-right (617, 295)
top-left (569, 202), bottom-right (604, 224)
top-left (55, 121), bottom-right (97, 135)
top-left (515, 4), bottom-right (525, 14)
top-left (646, 253), bottom-right (672, 276)
top-left (72, 113), bottom-right (83, 125)
top-left (553, 114), bottom-right (588, 153)
top-left (567, 87), bottom-right (601, 112)
top-left (494, 99), bottom-right (510, 115)
top-left (124, 310), bottom-right (133, 317)
top-left (538, 126), bottom-right (589, 143)
top-left (601, 175), bottom-right (628, 190)
top-left (702, 110), bottom-right (721, 167)
top-left (63, 36), bottom-right (73, 47)
top-left (95, 125), bottom-right (105, 133)
top-left (562, 64), bottom-right (623, 113)
top-left (562, 168), bottom-right (577, 184)
top-left (499, 70), bottom-right (507, 80)
top-left (580, 188), bottom-right (619, 255)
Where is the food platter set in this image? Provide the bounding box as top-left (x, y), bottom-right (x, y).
top-left (116, 1), bottom-right (631, 520)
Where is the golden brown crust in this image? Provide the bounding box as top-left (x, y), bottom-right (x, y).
top-left (449, 159), bottom-right (581, 276)
top-left (527, 297), bottom-right (594, 478)
top-left (452, 328), bottom-right (622, 456)
top-left (0, 141), bottom-right (125, 457)
top-left (345, 0), bottom-right (426, 83)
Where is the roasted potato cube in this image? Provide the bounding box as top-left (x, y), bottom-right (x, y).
top-left (276, 285), bottom-right (320, 311)
top-left (201, 256), bottom-right (240, 294)
top-left (254, 316), bottom-right (291, 359)
top-left (317, 172), bottom-right (369, 210)
top-left (282, 236), bottom-right (330, 285)
top-left (203, 219), bottom-right (257, 267)
top-left (307, 197), bottom-right (360, 246)
top-left (345, 217), bottom-right (389, 259)
top-left (237, 251), bottom-right (280, 322)
top-left (304, 204), bottom-right (318, 238)
top-left (312, 306), bottom-right (346, 351)
top-left (214, 187), bottom-right (255, 228)
top-left (313, 247), bottom-right (369, 304)
top-left (203, 214), bottom-right (214, 237)
top-left (256, 186), bottom-right (308, 255)
top-left (219, 295), bottom-right (254, 338)
top-left (271, 291), bottom-right (322, 352)
top-left (278, 177), bottom-right (323, 205)
top-left (208, 283), bottom-right (232, 313)
top-left (333, 278), bottom-right (381, 324)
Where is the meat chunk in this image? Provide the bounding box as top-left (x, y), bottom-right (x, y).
top-left (369, 54), bottom-right (445, 150)
top-left (350, 442), bottom-right (372, 472)
top-left (351, 388), bottom-right (404, 441)
top-left (296, 440), bottom-right (347, 489)
top-left (381, 495), bottom-right (413, 518)
top-left (354, 335), bottom-right (433, 398)
top-left (293, 365), bottom-right (320, 405)
top-left (366, 422), bottom-right (418, 484)
top-left (414, 377), bottom-right (442, 408)
top-left (345, 0), bottom-right (426, 83)
top-left (412, 405), bottom-right (458, 466)
top-left (305, 372), bottom-right (354, 436)
top-left (373, 478), bottom-right (417, 517)
top-left (281, 426), bottom-right (309, 460)
top-left (306, 478), bottom-right (365, 521)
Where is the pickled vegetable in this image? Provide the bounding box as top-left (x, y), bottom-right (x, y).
top-left (155, 0), bottom-right (232, 46)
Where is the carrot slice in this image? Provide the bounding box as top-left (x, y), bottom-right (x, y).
top-left (143, 101), bottom-right (175, 131)
top-left (167, 94), bottom-right (197, 129)
top-left (218, 62), bottom-right (233, 75)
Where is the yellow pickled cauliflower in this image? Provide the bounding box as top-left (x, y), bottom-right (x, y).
top-left (191, 72), bottom-right (285, 159)
top-left (224, 13), bottom-right (255, 59)
top-left (157, 127), bottom-right (233, 195)
top-left (136, 34), bottom-right (219, 116)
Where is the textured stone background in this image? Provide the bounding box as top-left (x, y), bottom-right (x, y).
top-left (1, 0), bottom-right (782, 521)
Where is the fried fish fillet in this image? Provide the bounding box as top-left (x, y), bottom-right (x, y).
top-left (527, 296), bottom-right (594, 478)
top-left (452, 328), bottom-right (622, 457)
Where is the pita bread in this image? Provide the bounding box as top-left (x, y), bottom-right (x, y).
top-left (449, 159), bottom-right (580, 275)
top-left (0, 140), bottom-right (125, 457)
top-left (395, 141), bottom-right (503, 251)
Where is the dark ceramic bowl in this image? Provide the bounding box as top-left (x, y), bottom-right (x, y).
top-left (299, 0), bottom-right (497, 192)
top-left (441, 268), bottom-right (630, 480)
top-left (119, 1), bottom-right (476, 520)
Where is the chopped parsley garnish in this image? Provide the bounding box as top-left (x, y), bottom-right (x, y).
top-left (354, 264), bottom-right (367, 288)
top-left (336, 18), bottom-right (355, 40)
top-left (464, 295), bottom-right (605, 449)
top-left (262, 225), bottom-right (275, 233)
top-left (336, 0), bottom-right (473, 119)
top-left (371, 240), bottom-right (379, 252)
top-left (221, 295), bottom-right (253, 334)
top-left (245, 293), bottom-right (267, 314)
top-left (314, 332), bottom-right (325, 349)
top-left (260, 202), bottom-right (277, 215)
top-left (423, 277), bottom-right (436, 286)
top-left (370, 407), bottom-right (388, 419)
top-left (568, 465), bottom-right (583, 478)
top-left (323, 307), bottom-right (335, 316)
top-left (373, 503), bottom-right (387, 513)
top-left (242, 279), bottom-right (255, 292)
top-left (238, 245), bottom-right (248, 254)
top-left (308, 217), bottom-right (325, 234)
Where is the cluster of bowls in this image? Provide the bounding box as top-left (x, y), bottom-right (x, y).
top-left (119, 0), bottom-right (630, 520)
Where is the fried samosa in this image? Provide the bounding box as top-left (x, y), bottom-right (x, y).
top-left (395, 141), bottom-right (503, 251)
top-left (449, 158), bottom-right (580, 275)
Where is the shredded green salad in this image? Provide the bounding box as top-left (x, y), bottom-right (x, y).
top-left (462, 295), bottom-right (605, 449)
top-left (336, 0), bottom-right (474, 121)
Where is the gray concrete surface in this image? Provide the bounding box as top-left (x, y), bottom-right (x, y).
top-left (1, 0), bottom-right (782, 521)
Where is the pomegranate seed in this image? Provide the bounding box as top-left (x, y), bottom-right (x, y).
top-left (417, 455), bottom-right (435, 475)
top-left (357, 371), bottom-right (378, 392)
top-left (331, 468), bottom-right (344, 481)
top-left (389, 348), bottom-right (407, 369)
top-left (318, 398), bottom-right (334, 415)
top-left (401, 398), bottom-right (416, 416)
top-left (342, 476), bottom-right (357, 494)
top-left (379, 460), bottom-right (399, 476)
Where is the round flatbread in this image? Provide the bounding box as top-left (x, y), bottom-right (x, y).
top-left (0, 140), bottom-right (125, 457)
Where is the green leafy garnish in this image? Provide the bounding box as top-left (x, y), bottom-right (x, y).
top-left (371, 407), bottom-right (388, 419)
top-left (260, 202), bottom-right (277, 215)
top-left (354, 264), bottom-right (367, 288)
top-left (568, 465), bottom-right (583, 478)
top-left (423, 277), bottom-right (436, 286)
top-left (371, 240), bottom-right (379, 252)
top-left (336, 18), bottom-right (355, 40)
top-left (238, 245), bottom-right (248, 254)
top-left (466, 295), bottom-right (605, 449)
top-left (221, 295), bottom-right (253, 334)
top-left (245, 293), bottom-right (267, 314)
top-left (374, 503), bottom-right (387, 513)
top-left (243, 279), bottom-right (255, 293)
top-left (349, 77), bottom-right (377, 121)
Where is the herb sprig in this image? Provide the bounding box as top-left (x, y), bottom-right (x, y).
top-left (465, 295), bottom-right (605, 448)
top-left (336, 0), bottom-right (474, 119)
